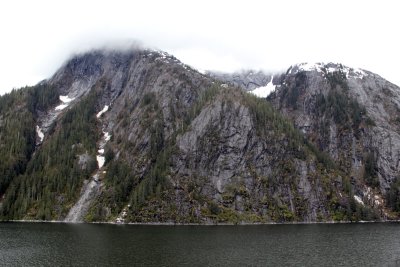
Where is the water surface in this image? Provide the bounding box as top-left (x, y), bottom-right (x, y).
top-left (0, 222), bottom-right (399, 266)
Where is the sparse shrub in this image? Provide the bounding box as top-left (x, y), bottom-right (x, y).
top-left (209, 201), bottom-right (221, 215)
top-left (387, 177), bottom-right (400, 212)
top-left (364, 152), bottom-right (379, 188)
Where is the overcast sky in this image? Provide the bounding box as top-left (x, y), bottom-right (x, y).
top-left (0, 0), bottom-right (399, 94)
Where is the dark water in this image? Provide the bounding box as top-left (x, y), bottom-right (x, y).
top-left (1, 222), bottom-right (400, 266)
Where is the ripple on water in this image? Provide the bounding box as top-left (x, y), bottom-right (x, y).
top-left (0, 222), bottom-right (400, 266)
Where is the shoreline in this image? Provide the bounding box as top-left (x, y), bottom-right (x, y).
top-left (2, 219), bottom-right (400, 226)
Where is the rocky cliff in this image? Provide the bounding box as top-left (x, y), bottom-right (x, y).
top-left (0, 50), bottom-right (398, 223)
top-left (267, 63), bottom-right (400, 217)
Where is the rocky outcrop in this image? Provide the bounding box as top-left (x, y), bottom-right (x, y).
top-left (346, 72), bottom-right (400, 190)
top-left (267, 63), bottom-right (400, 216)
top-left (64, 176), bottom-right (102, 222)
top-left (173, 91), bottom-right (338, 222)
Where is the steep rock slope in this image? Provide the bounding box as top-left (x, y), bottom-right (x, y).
top-left (0, 51), bottom-right (394, 223)
top-left (267, 63), bottom-right (400, 216)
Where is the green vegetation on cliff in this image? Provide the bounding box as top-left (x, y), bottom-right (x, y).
top-left (1, 88), bottom-right (100, 220)
top-left (0, 52), bottom-right (396, 223)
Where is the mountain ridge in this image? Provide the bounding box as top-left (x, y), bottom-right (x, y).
top-left (0, 48), bottom-right (399, 223)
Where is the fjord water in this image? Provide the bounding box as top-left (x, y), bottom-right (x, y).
top-left (1, 223), bottom-right (400, 266)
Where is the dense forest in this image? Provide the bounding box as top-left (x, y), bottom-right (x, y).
top-left (0, 84), bottom-right (100, 219)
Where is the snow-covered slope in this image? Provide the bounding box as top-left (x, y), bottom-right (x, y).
top-left (250, 76), bottom-right (276, 98)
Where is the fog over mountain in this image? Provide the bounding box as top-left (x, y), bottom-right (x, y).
top-left (1, 0), bottom-right (399, 95)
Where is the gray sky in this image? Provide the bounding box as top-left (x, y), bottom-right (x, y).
top-left (1, 0), bottom-right (399, 94)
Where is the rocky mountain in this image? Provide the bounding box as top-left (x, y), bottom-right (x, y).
top-left (267, 63), bottom-right (400, 215)
top-left (0, 49), bottom-right (399, 224)
top-left (208, 70), bottom-right (273, 91)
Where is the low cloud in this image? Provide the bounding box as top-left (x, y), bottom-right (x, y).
top-left (1, 0), bottom-right (400, 94)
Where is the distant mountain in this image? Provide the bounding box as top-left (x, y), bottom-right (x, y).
top-left (0, 49), bottom-right (398, 223)
top-left (208, 70), bottom-right (273, 91)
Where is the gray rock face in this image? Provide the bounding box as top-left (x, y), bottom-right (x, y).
top-left (177, 99), bottom-right (253, 194)
top-left (208, 70), bottom-right (273, 91)
top-left (3, 50), bottom-right (399, 223)
top-left (78, 153), bottom-right (93, 170)
top-left (64, 176), bottom-right (102, 223)
top-left (268, 63), bottom-right (400, 207)
top-left (347, 73), bottom-right (400, 190)
top-left (48, 51), bottom-right (344, 223)
top-left (172, 90), bottom-right (339, 222)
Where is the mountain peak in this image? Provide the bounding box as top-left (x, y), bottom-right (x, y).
top-left (287, 62), bottom-right (369, 81)
top-left (1, 47), bottom-right (400, 224)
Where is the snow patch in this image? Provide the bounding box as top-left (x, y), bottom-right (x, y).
top-left (36, 125), bottom-right (44, 142)
top-left (55, 104), bottom-right (68, 111)
top-left (153, 50), bottom-right (172, 63)
top-left (342, 68), bottom-right (350, 78)
top-left (352, 68), bottom-right (366, 79)
top-left (59, 95), bottom-right (75, 103)
top-left (250, 76), bottom-right (276, 98)
top-left (151, 50), bottom-right (196, 73)
top-left (96, 105), bottom-right (109, 118)
top-left (104, 132), bottom-right (111, 142)
top-left (95, 105), bottom-right (111, 169)
top-left (292, 63), bottom-right (368, 81)
top-left (327, 67), bottom-right (337, 73)
top-left (297, 62), bottom-right (342, 74)
top-left (95, 131), bottom-right (111, 169)
top-left (363, 186), bottom-right (384, 208)
top-left (354, 195), bottom-right (364, 206)
top-left (298, 63), bottom-right (324, 73)
top-left (96, 155), bottom-right (105, 169)
top-left (288, 62), bottom-right (324, 74)
top-left (115, 206), bottom-right (130, 224)
top-left (55, 95), bottom-right (74, 111)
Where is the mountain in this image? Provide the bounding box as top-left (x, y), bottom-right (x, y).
top-left (0, 49), bottom-right (398, 223)
top-left (268, 62), bottom-right (400, 215)
top-left (208, 70), bottom-right (273, 91)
